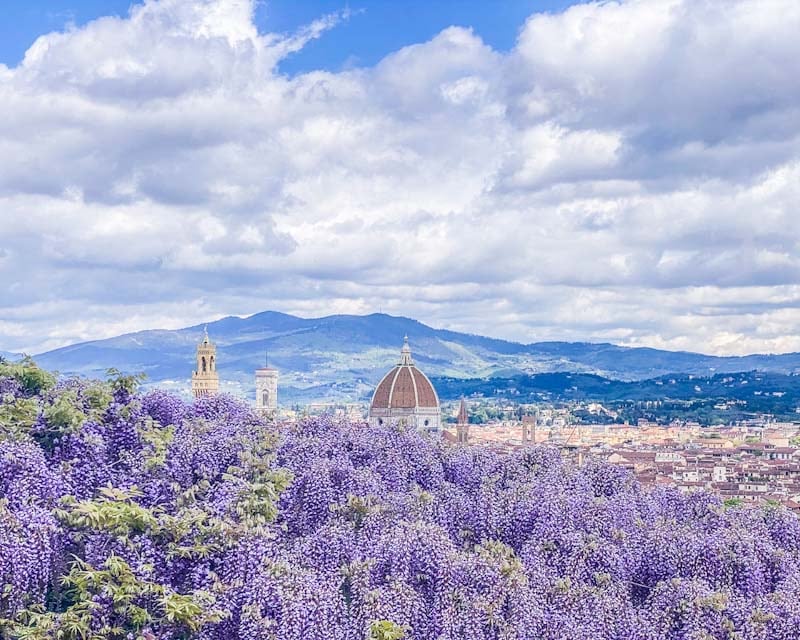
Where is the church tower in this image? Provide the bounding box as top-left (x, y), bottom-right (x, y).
top-left (456, 398), bottom-right (470, 444)
top-left (522, 408), bottom-right (538, 443)
top-left (255, 358), bottom-right (278, 414)
top-left (191, 326), bottom-right (219, 398)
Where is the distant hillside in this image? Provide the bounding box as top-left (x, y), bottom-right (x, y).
top-left (435, 370), bottom-right (800, 407)
top-left (432, 370), bottom-right (800, 423)
top-left (29, 311), bottom-right (800, 402)
top-left (0, 350), bottom-right (22, 362)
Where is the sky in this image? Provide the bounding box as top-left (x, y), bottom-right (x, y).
top-left (1, 0), bottom-right (799, 356)
top-left (0, 1), bottom-right (577, 72)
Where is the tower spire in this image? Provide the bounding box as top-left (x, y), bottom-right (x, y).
top-left (399, 335), bottom-right (413, 365)
top-left (456, 397), bottom-right (470, 444)
top-left (457, 398), bottom-right (468, 425)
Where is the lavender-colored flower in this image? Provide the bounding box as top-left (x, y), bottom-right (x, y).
top-left (3, 371), bottom-right (800, 640)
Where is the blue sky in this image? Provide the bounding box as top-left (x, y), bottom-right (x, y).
top-left (1, 0), bottom-right (799, 356)
top-left (0, 0), bottom-right (577, 72)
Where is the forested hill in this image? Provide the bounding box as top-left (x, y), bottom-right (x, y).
top-left (16, 311), bottom-right (800, 401)
top-left (433, 370), bottom-right (800, 422)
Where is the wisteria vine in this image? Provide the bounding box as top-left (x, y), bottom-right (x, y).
top-left (1, 357), bottom-right (800, 639)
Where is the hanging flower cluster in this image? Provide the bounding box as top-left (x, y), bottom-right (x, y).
top-left (2, 359), bottom-right (800, 639)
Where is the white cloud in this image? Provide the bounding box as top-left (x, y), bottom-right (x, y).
top-left (1, 0), bottom-right (800, 356)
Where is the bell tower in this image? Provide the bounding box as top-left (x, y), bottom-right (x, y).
top-left (255, 351), bottom-right (278, 414)
top-left (522, 408), bottom-right (538, 443)
top-left (191, 326), bottom-right (219, 398)
top-left (456, 398), bottom-right (470, 444)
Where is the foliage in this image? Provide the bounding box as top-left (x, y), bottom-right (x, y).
top-left (7, 555), bottom-right (225, 639)
top-left (434, 370), bottom-right (800, 423)
top-left (0, 357), bottom-right (55, 396)
top-left (3, 361), bottom-right (800, 639)
top-left (0, 396), bottom-right (39, 441)
top-left (369, 620), bottom-right (409, 640)
top-left (55, 486), bottom-right (160, 538)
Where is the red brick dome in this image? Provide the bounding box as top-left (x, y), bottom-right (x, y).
top-left (370, 337), bottom-right (439, 410)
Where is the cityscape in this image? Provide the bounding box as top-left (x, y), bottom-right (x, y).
top-left (187, 325), bottom-right (800, 511)
top-left (3, 0), bottom-right (800, 639)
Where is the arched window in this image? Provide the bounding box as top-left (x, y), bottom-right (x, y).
top-left (262, 390), bottom-right (270, 407)
top-left (210, 356), bottom-right (215, 371)
top-left (201, 356), bottom-right (207, 373)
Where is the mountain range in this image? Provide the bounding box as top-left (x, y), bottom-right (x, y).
top-left (11, 311), bottom-right (800, 403)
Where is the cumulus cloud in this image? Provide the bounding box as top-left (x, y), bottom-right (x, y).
top-left (1, 0), bottom-right (799, 355)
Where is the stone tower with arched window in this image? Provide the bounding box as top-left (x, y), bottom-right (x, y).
top-left (191, 326), bottom-right (219, 398)
top-left (255, 365), bottom-right (278, 413)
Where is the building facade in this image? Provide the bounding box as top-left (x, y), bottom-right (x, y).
top-left (191, 327), bottom-right (219, 398)
top-left (368, 336), bottom-right (441, 432)
top-left (255, 366), bottom-right (278, 413)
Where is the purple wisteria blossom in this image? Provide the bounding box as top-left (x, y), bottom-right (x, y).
top-left (2, 362), bottom-right (800, 639)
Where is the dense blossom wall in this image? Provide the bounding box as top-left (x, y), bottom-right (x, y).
top-left (2, 360), bottom-right (800, 639)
